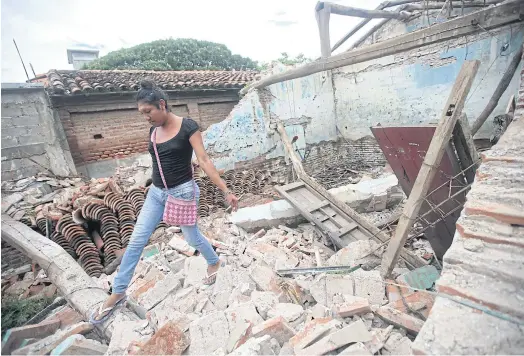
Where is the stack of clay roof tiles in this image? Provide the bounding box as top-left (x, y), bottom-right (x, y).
top-left (30, 69), bottom-right (259, 96)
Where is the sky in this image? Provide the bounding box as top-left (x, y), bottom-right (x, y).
top-left (1, 0), bottom-right (383, 82)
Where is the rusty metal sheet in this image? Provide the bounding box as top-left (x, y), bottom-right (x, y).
top-left (371, 125), bottom-right (468, 258)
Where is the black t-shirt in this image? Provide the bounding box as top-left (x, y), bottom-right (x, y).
top-left (148, 118), bottom-right (199, 188)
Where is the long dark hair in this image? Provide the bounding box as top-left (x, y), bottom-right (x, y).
top-left (136, 80), bottom-right (170, 111)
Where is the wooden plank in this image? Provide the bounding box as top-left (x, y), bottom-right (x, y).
top-left (327, 2), bottom-right (411, 19)
top-left (276, 123), bottom-right (306, 176)
top-left (337, 222), bottom-right (358, 237)
top-left (275, 186), bottom-right (346, 248)
top-left (316, 3), bottom-right (332, 58)
top-left (1, 215), bottom-right (140, 340)
top-left (240, 1), bottom-right (522, 94)
top-left (280, 181), bottom-right (305, 192)
top-left (380, 60), bottom-right (480, 278)
top-left (308, 200), bottom-right (330, 213)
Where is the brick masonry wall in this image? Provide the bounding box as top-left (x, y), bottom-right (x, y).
top-left (1, 84), bottom-right (76, 180)
top-left (198, 102), bottom-right (237, 130)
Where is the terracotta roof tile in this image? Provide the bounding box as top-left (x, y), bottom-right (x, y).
top-left (32, 69), bottom-right (259, 96)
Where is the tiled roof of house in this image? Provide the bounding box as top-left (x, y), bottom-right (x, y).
top-left (31, 69), bottom-right (259, 95)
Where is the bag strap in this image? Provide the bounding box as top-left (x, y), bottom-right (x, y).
top-left (152, 128), bottom-right (169, 190)
top-left (152, 128), bottom-right (197, 201)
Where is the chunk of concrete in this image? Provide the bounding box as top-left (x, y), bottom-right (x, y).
top-left (50, 334), bottom-right (107, 355)
top-left (137, 272), bottom-right (182, 310)
top-left (289, 318), bottom-right (340, 353)
top-left (230, 200), bottom-right (304, 232)
top-left (328, 175), bottom-right (403, 213)
top-left (226, 322), bottom-right (253, 353)
top-left (310, 304), bottom-right (330, 319)
top-left (383, 332), bottom-right (412, 355)
top-left (326, 240), bottom-right (381, 269)
top-left (168, 236), bottom-right (196, 256)
top-left (365, 325), bottom-right (394, 354)
top-left (309, 274), bottom-right (354, 306)
top-left (249, 263), bottom-right (284, 299)
top-left (267, 303), bottom-right (304, 323)
top-left (251, 291), bottom-right (279, 319)
top-left (106, 315), bottom-right (151, 356)
top-left (334, 296), bottom-right (371, 318)
top-left (226, 302), bottom-right (264, 331)
top-left (279, 342), bottom-right (295, 356)
top-left (246, 242), bottom-right (299, 269)
top-left (251, 316), bottom-right (296, 346)
top-left (352, 269), bottom-right (386, 305)
top-left (147, 288), bottom-right (199, 330)
top-left (184, 256), bottom-right (209, 287)
top-left (300, 319), bottom-right (372, 355)
top-left (188, 311), bottom-right (230, 355)
top-left (338, 342), bottom-right (373, 355)
top-left (134, 322), bottom-right (189, 356)
top-left (229, 335), bottom-right (280, 356)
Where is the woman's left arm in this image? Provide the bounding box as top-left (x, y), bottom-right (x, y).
top-left (190, 131), bottom-right (239, 211)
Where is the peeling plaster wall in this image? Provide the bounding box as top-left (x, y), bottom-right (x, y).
top-left (203, 67), bottom-right (338, 172)
top-left (1, 83), bottom-right (77, 181)
top-left (335, 22), bottom-right (524, 140)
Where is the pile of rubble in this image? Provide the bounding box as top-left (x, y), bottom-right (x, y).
top-left (81, 215), bottom-right (437, 356)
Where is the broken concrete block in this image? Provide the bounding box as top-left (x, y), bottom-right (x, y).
top-left (169, 257), bottom-right (186, 274)
top-left (212, 265), bottom-right (235, 310)
top-left (334, 296), bottom-right (371, 318)
top-left (188, 311), bottom-right (230, 355)
top-left (229, 335), bottom-right (280, 356)
top-left (397, 265), bottom-right (440, 290)
top-left (289, 318), bottom-right (340, 353)
top-left (267, 303), bottom-right (304, 323)
top-left (225, 302), bottom-right (264, 331)
top-left (352, 269), bottom-right (386, 305)
top-left (12, 322), bottom-right (93, 356)
top-left (50, 334), bottom-right (107, 355)
top-left (168, 236), bottom-right (196, 256)
top-left (247, 242), bottom-right (299, 269)
top-left (137, 272), bottom-right (182, 310)
top-left (365, 325), bottom-right (394, 354)
top-left (147, 304), bottom-right (197, 333)
top-left (310, 304), bottom-right (330, 319)
top-left (2, 319), bottom-right (61, 355)
top-left (240, 255), bottom-right (253, 268)
top-left (195, 296), bottom-right (218, 314)
top-left (249, 263), bottom-right (284, 299)
top-left (376, 306), bottom-right (424, 335)
top-left (300, 319), bottom-right (372, 355)
top-left (338, 342), bottom-right (373, 355)
top-left (106, 315), bottom-right (152, 356)
top-left (230, 200), bottom-right (305, 232)
top-left (129, 267), bottom-right (165, 300)
top-left (309, 274), bottom-right (354, 306)
top-left (251, 316), bottom-right (296, 346)
top-left (184, 256), bottom-right (209, 287)
top-left (382, 332), bottom-right (412, 355)
top-left (326, 240), bottom-right (381, 268)
top-left (278, 342), bottom-right (294, 356)
top-left (134, 322), bottom-right (189, 355)
top-left (251, 291), bottom-right (279, 319)
top-left (226, 322), bottom-right (253, 353)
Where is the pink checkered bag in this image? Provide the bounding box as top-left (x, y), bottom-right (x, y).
top-left (152, 128), bottom-right (197, 226)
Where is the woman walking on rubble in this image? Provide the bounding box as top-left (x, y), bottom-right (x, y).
top-left (90, 80), bottom-right (239, 323)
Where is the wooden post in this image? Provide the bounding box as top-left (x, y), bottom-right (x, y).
top-left (316, 2), bottom-right (332, 58)
top-left (1, 215), bottom-right (140, 340)
top-left (276, 123), bottom-right (306, 176)
top-left (239, 1), bottom-right (521, 95)
top-left (380, 60), bottom-right (480, 278)
top-left (327, 3), bottom-right (411, 19)
top-left (471, 45), bottom-right (523, 135)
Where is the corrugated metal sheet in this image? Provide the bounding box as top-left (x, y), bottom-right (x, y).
top-left (371, 125), bottom-right (468, 258)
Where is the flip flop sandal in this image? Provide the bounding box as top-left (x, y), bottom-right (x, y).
top-left (89, 296), bottom-right (127, 325)
top-left (202, 261), bottom-right (226, 286)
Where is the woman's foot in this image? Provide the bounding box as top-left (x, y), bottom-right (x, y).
top-left (90, 293), bottom-right (126, 324)
top-left (203, 261), bottom-right (221, 285)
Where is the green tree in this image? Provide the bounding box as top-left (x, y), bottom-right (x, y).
top-left (259, 52), bottom-right (312, 70)
top-left (84, 38), bottom-right (258, 71)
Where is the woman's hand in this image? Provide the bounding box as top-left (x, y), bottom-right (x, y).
top-left (226, 192), bottom-right (239, 212)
